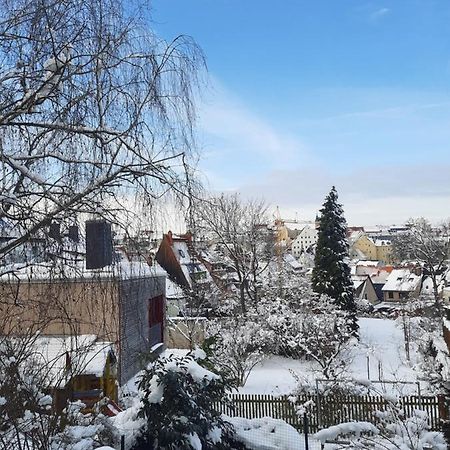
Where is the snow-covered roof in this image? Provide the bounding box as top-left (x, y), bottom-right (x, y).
top-left (356, 260), bottom-right (381, 267)
top-left (420, 276), bottom-right (440, 297)
top-left (348, 230), bottom-right (365, 243)
top-left (283, 253), bottom-right (302, 270)
top-left (382, 269), bottom-right (421, 292)
top-left (2, 335), bottom-right (114, 386)
top-left (172, 241), bottom-right (192, 264)
top-left (0, 252), bottom-right (166, 282)
top-left (351, 274), bottom-right (368, 290)
top-left (355, 265), bottom-right (391, 284)
top-left (364, 227), bottom-right (383, 234)
top-left (374, 239), bottom-right (391, 246)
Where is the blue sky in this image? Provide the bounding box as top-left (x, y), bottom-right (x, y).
top-left (152, 0), bottom-right (450, 225)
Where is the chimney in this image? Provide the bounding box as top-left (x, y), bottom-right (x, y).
top-left (49, 222), bottom-right (61, 241)
top-left (68, 225), bottom-right (79, 243)
top-left (85, 220), bottom-right (113, 269)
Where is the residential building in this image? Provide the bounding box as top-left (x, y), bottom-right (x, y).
top-left (349, 231), bottom-right (394, 264)
top-left (355, 264), bottom-right (393, 302)
top-left (155, 231), bottom-right (212, 289)
top-left (0, 258), bottom-right (166, 386)
top-left (382, 268), bottom-right (422, 301)
top-left (291, 226), bottom-right (318, 257)
top-left (350, 232), bottom-right (377, 260)
top-left (351, 274), bottom-right (379, 304)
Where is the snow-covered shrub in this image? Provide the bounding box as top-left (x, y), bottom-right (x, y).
top-left (132, 350), bottom-right (247, 449)
top-left (205, 317), bottom-right (272, 387)
top-left (50, 401), bottom-right (118, 450)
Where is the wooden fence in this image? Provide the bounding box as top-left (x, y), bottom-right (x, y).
top-left (213, 393), bottom-right (447, 433)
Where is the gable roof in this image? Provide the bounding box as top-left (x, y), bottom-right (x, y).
top-left (382, 269), bottom-right (421, 293)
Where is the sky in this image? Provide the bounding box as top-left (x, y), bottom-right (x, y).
top-left (151, 0), bottom-right (450, 226)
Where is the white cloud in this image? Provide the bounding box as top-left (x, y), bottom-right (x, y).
top-left (370, 7), bottom-right (390, 21)
top-left (237, 164), bottom-right (450, 226)
top-left (197, 78), bottom-right (313, 176)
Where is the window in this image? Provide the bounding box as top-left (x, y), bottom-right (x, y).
top-left (388, 291), bottom-right (394, 299)
top-left (178, 249), bottom-right (185, 258)
top-left (148, 295), bottom-right (164, 347)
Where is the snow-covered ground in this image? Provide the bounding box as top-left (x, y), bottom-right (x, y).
top-left (241, 318), bottom-right (421, 396)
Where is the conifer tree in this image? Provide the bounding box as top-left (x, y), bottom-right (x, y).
top-left (312, 187), bottom-right (358, 334)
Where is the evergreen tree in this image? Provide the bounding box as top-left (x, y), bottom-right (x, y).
top-left (133, 351), bottom-right (246, 450)
top-left (312, 187), bottom-right (358, 334)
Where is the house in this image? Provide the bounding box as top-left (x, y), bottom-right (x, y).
top-left (349, 232), bottom-right (377, 260)
top-left (155, 231), bottom-right (212, 289)
top-left (349, 231), bottom-right (394, 264)
top-left (354, 263), bottom-right (393, 302)
top-left (381, 268), bottom-right (422, 301)
top-left (373, 238), bottom-right (394, 265)
top-left (29, 335), bottom-right (118, 411)
top-left (0, 256), bottom-right (166, 389)
top-left (291, 226), bottom-right (318, 257)
top-left (351, 274), bottom-right (379, 304)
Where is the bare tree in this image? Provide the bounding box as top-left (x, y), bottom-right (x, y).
top-left (195, 194), bottom-right (273, 314)
top-left (392, 218), bottom-right (450, 304)
top-left (0, 0), bottom-right (205, 263)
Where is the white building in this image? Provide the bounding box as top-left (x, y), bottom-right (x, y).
top-left (291, 226), bottom-right (318, 257)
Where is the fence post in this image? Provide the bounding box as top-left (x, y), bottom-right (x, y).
top-left (303, 413), bottom-right (309, 450)
top-left (315, 379), bottom-right (322, 428)
top-left (121, 435), bottom-right (125, 450)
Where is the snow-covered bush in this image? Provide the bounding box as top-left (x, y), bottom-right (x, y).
top-left (50, 401), bottom-right (118, 450)
top-left (205, 316), bottom-right (272, 387)
top-left (132, 350), bottom-right (246, 449)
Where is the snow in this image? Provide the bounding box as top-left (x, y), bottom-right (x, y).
top-left (444, 318), bottom-right (450, 331)
top-left (165, 277), bottom-right (185, 299)
top-left (240, 318), bottom-right (421, 395)
top-left (164, 355), bottom-right (220, 383)
top-left (284, 253), bottom-right (302, 270)
top-left (356, 260), bottom-right (382, 267)
top-left (314, 421), bottom-right (378, 443)
top-left (0, 256), bottom-right (166, 282)
top-left (225, 415), bottom-right (318, 450)
top-left (112, 398), bottom-right (145, 446)
top-left (382, 269), bottom-right (421, 293)
top-left (0, 335), bottom-right (114, 385)
top-left (185, 432), bottom-right (202, 450)
top-left (351, 274), bottom-right (367, 290)
top-left (207, 426), bottom-right (222, 444)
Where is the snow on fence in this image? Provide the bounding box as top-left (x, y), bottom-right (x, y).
top-left (213, 393), bottom-right (447, 433)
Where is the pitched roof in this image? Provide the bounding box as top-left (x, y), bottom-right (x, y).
top-left (382, 269), bottom-right (421, 292)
